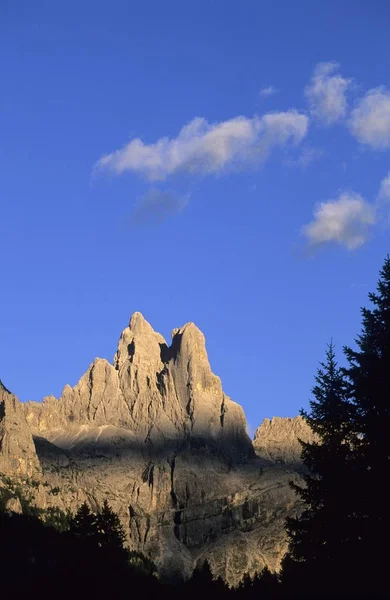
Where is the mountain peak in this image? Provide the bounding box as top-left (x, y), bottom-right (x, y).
top-left (129, 311), bottom-right (148, 331)
top-left (24, 314), bottom-right (252, 460)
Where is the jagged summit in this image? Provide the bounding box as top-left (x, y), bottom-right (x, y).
top-left (171, 320), bottom-right (201, 336)
top-left (129, 310), bottom-right (147, 326)
top-left (25, 313), bottom-right (253, 460)
top-left (127, 311), bottom-right (161, 336)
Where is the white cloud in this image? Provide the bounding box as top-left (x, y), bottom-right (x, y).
top-left (303, 192), bottom-right (376, 250)
top-left (379, 172), bottom-right (390, 200)
top-left (259, 85), bottom-right (277, 97)
top-left (305, 62), bottom-right (351, 125)
top-left (95, 111), bottom-right (308, 181)
top-left (349, 88), bottom-right (390, 149)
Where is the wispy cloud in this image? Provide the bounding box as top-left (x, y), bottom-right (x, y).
top-left (130, 189), bottom-right (189, 226)
top-left (287, 145), bottom-right (325, 168)
top-left (349, 87), bottom-right (390, 149)
top-left (259, 85), bottom-right (277, 98)
top-left (95, 111), bottom-right (308, 181)
top-left (303, 192), bottom-right (376, 250)
top-left (377, 172), bottom-right (390, 228)
top-left (349, 282), bottom-right (368, 289)
top-left (305, 62), bottom-right (351, 125)
top-left (378, 172), bottom-right (390, 200)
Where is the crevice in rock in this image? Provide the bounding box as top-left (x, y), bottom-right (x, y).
top-left (220, 396), bottom-right (227, 427)
top-left (87, 367), bottom-right (94, 421)
top-left (156, 369), bottom-right (166, 395)
top-left (159, 343), bottom-right (171, 363)
top-left (169, 455), bottom-right (178, 508)
top-left (142, 462), bottom-right (154, 489)
top-left (143, 515), bottom-right (151, 544)
top-left (185, 383), bottom-right (195, 431)
top-left (173, 508), bottom-right (182, 541)
top-left (168, 332), bottom-right (183, 363)
top-left (127, 340), bottom-right (135, 362)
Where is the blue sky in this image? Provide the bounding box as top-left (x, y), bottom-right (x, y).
top-left (1, 1), bottom-right (390, 433)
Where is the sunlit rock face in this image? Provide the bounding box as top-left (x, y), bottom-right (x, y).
top-left (0, 314), bottom-right (312, 585)
top-left (253, 416), bottom-right (314, 464)
top-left (25, 312), bottom-right (252, 461)
top-left (0, 385), bottom-right (40, 478)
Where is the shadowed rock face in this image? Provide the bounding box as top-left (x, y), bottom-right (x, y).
top-left (0, 313), bottom-right (313, 585)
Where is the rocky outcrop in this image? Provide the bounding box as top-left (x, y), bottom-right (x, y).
top-left (0, 386), bottom-right (40, 478)
top-left (0, 313), bottom-right (312, 586)
top-left (253, 416), bottom-right (313, 464)
top-left (4, 496), bottom-right (23, 515)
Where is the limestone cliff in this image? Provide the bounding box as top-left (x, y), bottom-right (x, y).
top-left (253, 416), bottom-right (313, 464)
top-left (0, 313), bottom-right (313, 585)
top-left (0, 385), bottom-right (40, 478)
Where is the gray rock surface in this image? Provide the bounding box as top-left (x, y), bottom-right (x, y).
top-left (5, 496), bottom-right (23, 515)
top-left (253, 416), bottom-right (314, 464)
top-left (0, 313), bottom-right (313, 585)
top-left (0, 386), bottom-right (41, 478)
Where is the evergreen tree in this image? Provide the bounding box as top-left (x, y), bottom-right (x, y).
top-left (189, 559), bottom-right (214, 588)
top-left (70, 501), bottom-right (97, 540)
top-left (251, 567), bottom-right (280, 598)
top-left (236, 567), bottom-right (280, 599)
top-left (0, 505), bottom-right (163, 599)
top-left (237, 572), bottom-right (253, 598)
top-left (185, 560), bottom-right (228, 599)
top-left (69, 500), bottom-right (131, 588)
top-left (43, 506), bottom-right (72, 532)
top-left (96, 499), bottom-right (127, 551)
top-left (343, 255), bottom-right (390, 595)
top-left (283, 343), bottom-right (355, 597)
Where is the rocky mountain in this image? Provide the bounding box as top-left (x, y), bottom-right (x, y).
top-left (0, 313), bottom-right (313, 585)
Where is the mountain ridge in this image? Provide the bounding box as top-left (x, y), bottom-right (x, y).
top-left (0, 313), bottom-right (313, 584)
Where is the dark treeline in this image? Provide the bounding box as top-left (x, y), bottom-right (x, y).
top-left (1, 256), bottom-right (390, 599)
top-left (282, 256), bottom-right (390, 599)
top-left (0, 496), bottom-right (279, 599)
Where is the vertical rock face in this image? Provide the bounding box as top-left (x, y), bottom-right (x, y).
top-left (0, 385), bottom-right (40, 478)
top-left (113, 312), bottom-right (171, 439)
top-left (166, 322), bottom-right (250, 455)
top-left (0, 314), bottom-right (312, 585)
